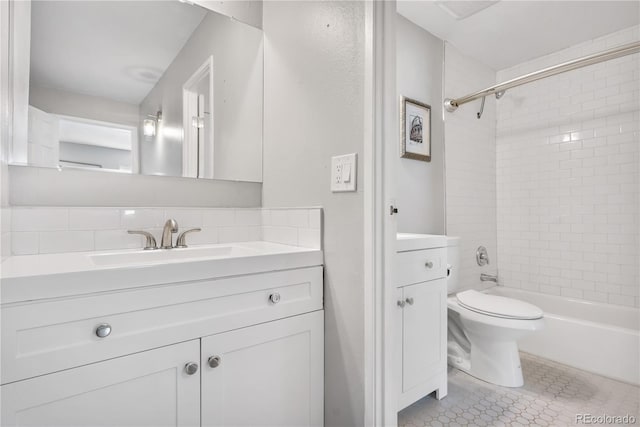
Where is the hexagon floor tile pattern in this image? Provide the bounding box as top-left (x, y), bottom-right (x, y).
top-left (399, 352), bottom-right (639, 427)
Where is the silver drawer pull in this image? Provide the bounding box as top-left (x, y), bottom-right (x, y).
top-left (425, 261), bottom-right (434, 269)
top-left (269, 293), bottom-right (281, 304)
top-left (95, 324), bottom-right (112, 338)
top-left (405, 297), bottom-right (414, 305)
top-left (208, 356), bottom-right (222, 368)
top-left (397, 300), bottom-right (406, 308)
top-left (185, 362), bottom-right (199, 375)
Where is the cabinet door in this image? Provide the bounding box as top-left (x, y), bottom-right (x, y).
top-left (401, 279), bottom-right (446, 393)
top-left (1, 340), bottom-right (200, 427)
top-left (201, 311), bottom-right (324, 427)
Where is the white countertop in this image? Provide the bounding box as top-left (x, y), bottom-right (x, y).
top-left (1, 241), bottom-right (323, 304)
top-left (396, 233), bottom-right (447, 252)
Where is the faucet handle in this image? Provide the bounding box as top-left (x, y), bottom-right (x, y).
top-left (175, 228), bottom-right (202, 248)
top-left (128, 230), bottom-right (158, 250)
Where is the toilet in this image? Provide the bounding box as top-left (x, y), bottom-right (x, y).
top-left (446, 237), bottom-right (544, 387)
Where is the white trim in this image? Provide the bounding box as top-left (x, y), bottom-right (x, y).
top-left (364, 1), bottom-right (398, 426)
top-left (8, 0), bottom-right (29, 165)
top-left (182, 56), bottom-right (214, 179)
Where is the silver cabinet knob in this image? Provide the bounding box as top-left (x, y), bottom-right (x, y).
top-left (397, 300), bottom-right (406, 308)
top-left (95, 324), bottom-right (112, 338)
top-left (208, 355), bottom-right (221, 368)
top-left (425, 261), bottom-right (434, 269)
top-left (185, 362), bottom-right (199, 375)
top-left (405, 297), bottom-right (414, 305)
top-left (269, 293), bottom-right (281, 304)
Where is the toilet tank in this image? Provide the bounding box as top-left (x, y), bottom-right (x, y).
top-left (447, 236), bottom-right (461, 294)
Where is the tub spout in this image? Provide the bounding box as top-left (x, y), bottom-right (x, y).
top-left (481, 273), bottom-right (498, 283)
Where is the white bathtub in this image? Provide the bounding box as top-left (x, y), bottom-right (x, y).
top-left (485, 286), bottom-right (640, 386)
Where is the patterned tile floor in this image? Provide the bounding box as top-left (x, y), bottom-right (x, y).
top-left (399, 353), bottom-right (639, 427)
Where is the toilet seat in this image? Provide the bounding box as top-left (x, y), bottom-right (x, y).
top-left (456, 290), bottom-right (543, 320)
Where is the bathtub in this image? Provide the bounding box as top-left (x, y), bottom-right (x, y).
top-left (485, 286), bottom-right (640, 386)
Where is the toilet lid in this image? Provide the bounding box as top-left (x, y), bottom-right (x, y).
top-left (456, 290), bottom-right (543, 320)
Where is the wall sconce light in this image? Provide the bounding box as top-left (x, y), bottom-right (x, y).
top-left (143, 111), bottom-right (162, 137)
top-left (143, 119), bottom-right (156, 137)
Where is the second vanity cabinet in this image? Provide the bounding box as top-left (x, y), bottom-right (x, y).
top-left (1, 253), bottom-right (324, 427)
top-left (396, 234), bottom-right (448, 411)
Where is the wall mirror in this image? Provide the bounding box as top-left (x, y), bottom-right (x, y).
top-left (12, 0), bottom-right (263, 182)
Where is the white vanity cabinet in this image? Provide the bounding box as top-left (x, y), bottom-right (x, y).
top-left (2, 340), bottom-right (201, 427)
top-left (396, 235), bottom-right (448, 411)
top-left (1, 258), bottom-right (324, 427)
top-left (201, 311), bottom-right (324, 427)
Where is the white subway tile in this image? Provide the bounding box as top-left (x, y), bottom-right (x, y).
top-left (202, 209), bottom-right (235, 227)
top-left (185, 227), bottom-right (219, 246)
top-left (218, 226), bottom-right (250, 243)
top-left (235, 209), bottom-right (262, 226)
top-left (69, 208), bottom-right (120, 230)
top-left (163, 209), bottom-right (203, 228)
top-left (298, 228), bottom-right (321, 249)
top-left (263, 226), bottom-right (298, 246)
top-left (120, 209), bottom-right (164, 230)
top-left (13, 208), bottom-right (68, 232)
top-left (12, 232), bottom-right (39, 255)
top-left (39, 231), bottom-right (94, 254)
top-left (95, 230), bottom-right (142, 251)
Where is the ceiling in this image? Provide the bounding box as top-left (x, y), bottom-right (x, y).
top-left (397, 1), bottom-right (640, 70)
top-left (30, 1), bottom-right (208, 105)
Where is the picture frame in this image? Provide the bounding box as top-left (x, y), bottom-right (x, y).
top-left (400, 96), bottom-right (431, 162)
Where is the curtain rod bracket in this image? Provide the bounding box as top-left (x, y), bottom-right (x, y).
top-left (444, 98), bottom-right (458, 112)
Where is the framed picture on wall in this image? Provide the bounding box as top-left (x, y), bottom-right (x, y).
top-left (400, 96), bottom-right (431, 162)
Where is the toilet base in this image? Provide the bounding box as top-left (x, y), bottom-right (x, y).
top-left (448, 338), bottom-right (524, 387)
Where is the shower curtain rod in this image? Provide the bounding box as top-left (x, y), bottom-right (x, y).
top-left (444, 41), bottom-right (640, 113)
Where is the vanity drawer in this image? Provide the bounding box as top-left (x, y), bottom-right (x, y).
top-left (396, 248), bottom-right (446, 287)
top-left (1, 266), bottom-right (323, 384)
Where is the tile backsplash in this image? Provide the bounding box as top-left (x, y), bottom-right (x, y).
top-left (8, 207), bottom-right (322, 255)
top-left (496, 25), bottom-right (639, 307)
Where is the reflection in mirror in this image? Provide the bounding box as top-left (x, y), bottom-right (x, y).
top-left (17, 0), bottom-right (263, 182)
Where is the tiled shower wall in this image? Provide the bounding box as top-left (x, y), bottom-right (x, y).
top-left (496, 26), bottom-right (639, 307)
top-left (8, 207), bottom-right (322, 255)
top-left (444, 44), bottom-right (498, 291)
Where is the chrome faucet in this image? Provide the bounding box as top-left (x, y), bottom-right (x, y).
top-left (161, 219), bottom-right (179, 249)
top-left (480, 273), bottom-right (498, 283)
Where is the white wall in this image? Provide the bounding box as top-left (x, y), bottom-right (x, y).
top-left (444, 43), bottom-right (498, 291)
top-left (395, 15), bottom-right (445, 234)
top-left (496, 26), bottom-right (640, 307)
top-left (29, 86), bottom-right (140, 128)
top-left (261, 2), bottom-right (365, 425)
top-left (140, 10), bottom-right (263, 181)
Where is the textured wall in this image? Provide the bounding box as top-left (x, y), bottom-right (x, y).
top-left (396, 15), bottom-right (445, 235)
top-left (496, 25), bottom-right (639, 307)
top-left (261, 2), bottom-right (366, 425)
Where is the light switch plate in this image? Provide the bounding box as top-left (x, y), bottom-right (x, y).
top-left (331, 153), bottom-right (357, 192)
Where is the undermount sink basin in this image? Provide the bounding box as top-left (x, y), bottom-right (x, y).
top-left (90, 245), bottom-right (258, 266)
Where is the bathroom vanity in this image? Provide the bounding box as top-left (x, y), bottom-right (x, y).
top-left (395, 233), bottom-right (448, 410)
top-left (1, 242), bottom-right (324, 426)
